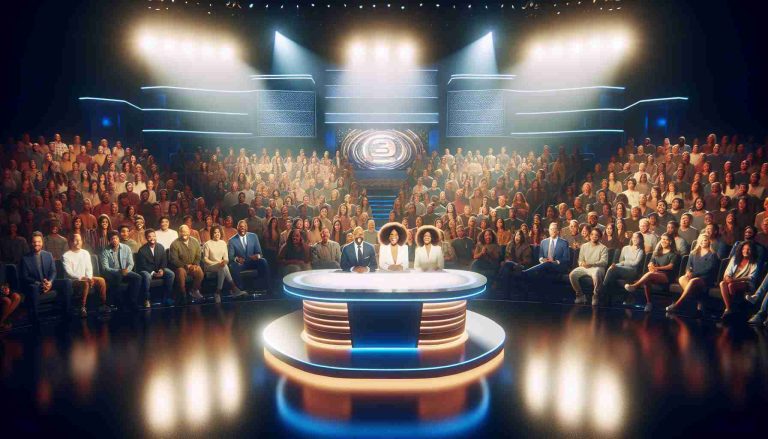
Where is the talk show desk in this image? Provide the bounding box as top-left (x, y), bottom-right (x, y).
top-left (263, 269), bottom-right (505, 385)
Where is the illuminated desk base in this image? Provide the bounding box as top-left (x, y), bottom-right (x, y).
top-left (263, 309), bottom-right (505, 384)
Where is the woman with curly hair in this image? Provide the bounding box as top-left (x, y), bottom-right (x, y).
top-left (414, 225), bottom-right (444, 271)
top-left (378, 222), bottom-right (409, 271)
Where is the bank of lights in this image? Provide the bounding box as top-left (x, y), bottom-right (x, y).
top-left (347, 40), bottom-right (417, 65)
top-left (530, 33), bottom-right (630, 60)
top-left (137, 33), bottom-right (238, 62)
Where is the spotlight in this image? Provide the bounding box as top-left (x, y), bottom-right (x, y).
top-left (181, 40), bottom-right (197, 57)
top-left (588, 35), bottom-right (603, 51)
top-left (349, 42), bottom-right (366, 62)
top-left (610, 34), bottom-right (629, 52)
top-left (162, 37), bottom-right (177, 52)
top-left (398, 43), bottom-right (415, 62)
top-left (550, 42), bottom-right (564, 57)
top-left (138, 34), bottom-right (158, 53)
top-left (219, 45), bottom-right (235, 60)
top-left (200, 44), bottom-right (215, 59)
top-left (568, 40), bottom-right (583, 56)
top-left (375, 43), bottom-right (390, 61)
top-left (531, 43), bottom-right (544, 59)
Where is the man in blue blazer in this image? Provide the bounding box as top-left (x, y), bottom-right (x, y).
top-left (523, 222), bottom-right (571, 277)
top-left (21, 232), bottom-right (73, 323)
top-left (228, 220), bottom-right (271, 292)
top-left (340, 227), bottom-right (378, 273)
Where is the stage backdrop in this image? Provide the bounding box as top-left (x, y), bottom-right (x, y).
top-left (338, 128), bottom-right (426, 170)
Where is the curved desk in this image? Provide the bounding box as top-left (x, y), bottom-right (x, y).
top-left (263, 269), bottom-right (505, 384)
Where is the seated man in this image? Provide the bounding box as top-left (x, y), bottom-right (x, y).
top-left (311, 227), bottom-right (342, 269)
top-left (62, 233), bottom-right (109, 317)
top-left (155, 216), bottom-right (178, 250)
top-left (340, 227), bottom-right (377, 273)
top-left (451, 226), bottom-right (475, 268)
top-left (119, 225), bottom-right (140, 253)
top-left (569, 228), bottom-right (610, 306)
top-left (21, 232), bottom-right (74, 324)
top-left (169, 225), bottom-right (204, 303)
top-left (523, 222), bottom-right (570, 278)
top-left (100, 230), bottom-right (143, 311)
top-left (135, 228), bottom-right (175, 307)
top-left (44, 220), bottom-right (69, 260)
top-left (228, 220), bottom-right (271, 292)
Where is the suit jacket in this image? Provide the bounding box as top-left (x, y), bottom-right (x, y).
top-left (21, 250), bottom-right (57, 290)
top-left (228, 232), bottom-right (263, 262)
top-left (99, 243), bottom-right (135, 275)
top-left (538, 237), bottom-right (570, 265)
top-left (136, 242), bottom-right (168, 273)
top-left (340, 241), bottom-right (377, 272)
top-left (378, 244), bottom-right (409, 270)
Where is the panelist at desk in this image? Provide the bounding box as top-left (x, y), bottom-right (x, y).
top-left (340, 227), bottom-right (377, 273)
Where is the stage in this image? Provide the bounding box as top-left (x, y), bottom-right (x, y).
top-left (1, 298), bottom-right (766, 437)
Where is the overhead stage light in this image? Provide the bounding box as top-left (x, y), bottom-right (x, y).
top-left (163, 38), bottom-right (177, 52)
top-left (220, 45), bottom-right (235, 60)
top-left (138, 34), bottom-right (158, 53)
top-left (375, 43), bottom-right (389, 61)
top-left (398, 43), bottom-right (415, 62)
top-left (610, 34), bottom-right (629, 52)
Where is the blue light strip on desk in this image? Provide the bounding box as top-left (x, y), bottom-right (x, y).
top-left (282, 285), bottom-right (486, 302)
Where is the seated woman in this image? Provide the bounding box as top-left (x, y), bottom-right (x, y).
top-left (414, 225), bottom-right (444, 271)
top-left (720, 241), bottom-right (759, 319)
top-left (378, 222), bottom-right (409, 271)
top-left (624, 233), bottom-right (679, 312)
top-left (498, 230), bottom-right (533, 295)
top-left (202, 225), bottom-right (244, 303)
top-left (277, 229), bottom-right (313, 276)
top-left (666, 235), bottom-right (720, 314)
top-left (601, 232), bottom-right (645, 298)
top-left (471, 229), bottom-right (501, 276)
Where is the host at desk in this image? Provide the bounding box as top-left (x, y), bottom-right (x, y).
top-left (339, 227), bottom-right (378, 273)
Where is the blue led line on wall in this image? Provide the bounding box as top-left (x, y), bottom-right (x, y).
top-left (515, 97), bottom-right (689, 115)
top-left (142, 129), bottom-right (253, 135)
top-left (141, 86), bottom-right (315, 94)
top-left (508, 129), bottom-right (625, 135)
top-left (448, 74), bottom-right (517, 85)
top-left (250, 74), bottom-right (315, 84)
top-left (78, 97), bottom-right (248, 115)
top-left (449, 85), bottom-right (626, 94)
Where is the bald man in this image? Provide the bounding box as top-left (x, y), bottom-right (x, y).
top-left (340, 227), bottom-right (378, 273)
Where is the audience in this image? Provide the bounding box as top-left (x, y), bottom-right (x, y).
top-left (1, 132), bottom-right (768, 326)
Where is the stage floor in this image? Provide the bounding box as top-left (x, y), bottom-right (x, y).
top-left (1, 298), bottom-right (766, 436)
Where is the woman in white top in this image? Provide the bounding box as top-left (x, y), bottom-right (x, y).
top-left (622, 178), bottom-right (641, 207)
top-left (202, 225), bottom-right (244, 303)
top-left (414, 225), bottom-right (444, 271)
top-left (378, 222), bottom-right (409, 271)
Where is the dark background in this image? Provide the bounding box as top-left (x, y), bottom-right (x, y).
top-left (1, 0), bottom-right (765, 141)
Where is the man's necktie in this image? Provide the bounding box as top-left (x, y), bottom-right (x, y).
top-left (548, 239), bottom-right (554, 259)
top-left (357, 245), bottom-right (363, 265)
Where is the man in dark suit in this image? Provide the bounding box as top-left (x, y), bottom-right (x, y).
top-left (21, 231), bottom-right (73, 323)
top-left (523, 222), bottom-right (570, 277)
top-left (228, 220), bottom-right (271, 292)
top-left (136, 228), bottom-right (175, 307)
top-left (340, 227), bottom-right (378, 273)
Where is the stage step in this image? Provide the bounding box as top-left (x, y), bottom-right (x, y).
top-left (367, 194), bottom-right (396, 223)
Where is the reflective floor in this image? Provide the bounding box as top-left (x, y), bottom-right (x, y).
top-left (1, 299), bottom-right (767, 437)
